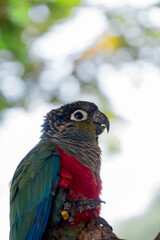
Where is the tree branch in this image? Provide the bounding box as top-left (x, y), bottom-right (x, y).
top-left (78, 221), bottom-right (122, 240)
top-left (48, 220), bottom-right (122, 240)
top-left (154, 233), bottom-right (160, 240)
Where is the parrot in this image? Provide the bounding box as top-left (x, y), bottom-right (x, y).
top-left (10, 101), bottom-right (110, 240)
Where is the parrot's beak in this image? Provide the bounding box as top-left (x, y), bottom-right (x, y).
top-left (93, 111), bottom-right (110, 136)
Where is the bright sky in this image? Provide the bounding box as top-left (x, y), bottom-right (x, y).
top-left (32, 7), bottom-right (108, 59)
top-left (85, 0), bottom-right (159, 8)
top-left (99, 61), bottom-right (160, 223)
top-left (1, 1), bottom-right (160, 239)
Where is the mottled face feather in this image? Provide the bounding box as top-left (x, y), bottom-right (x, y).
top-left (41, 101), bottom-right (109, 141)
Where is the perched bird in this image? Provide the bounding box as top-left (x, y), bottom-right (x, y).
top-left (10, 101), bottom-right (110, 240)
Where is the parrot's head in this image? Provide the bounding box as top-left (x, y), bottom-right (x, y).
top-left (42, 101), bottom-right (109, 142)
top-left (42, 101), bottom-right (109, 172)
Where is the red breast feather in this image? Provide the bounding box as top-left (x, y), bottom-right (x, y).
top-left (57, 147), bottom-right (102, 224)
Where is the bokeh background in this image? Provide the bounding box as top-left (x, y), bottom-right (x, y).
top-left (0, 0), bottom-right (160, 239)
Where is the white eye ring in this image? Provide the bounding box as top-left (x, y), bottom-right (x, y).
top-left (70, 110), bottom-right (88, 121)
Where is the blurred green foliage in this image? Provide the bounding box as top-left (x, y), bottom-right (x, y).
top-left (0, 0), bottom-right (81, 110)
top-left (0, 0), bottom-right (80, 69)
top-left (0, 0), bottom-right (159, 115)
top-left (0, 92), bottom-right (11, 110)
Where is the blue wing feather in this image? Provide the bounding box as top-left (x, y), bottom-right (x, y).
top-left (27, 197), bottom-right (52, 240)
top-left (27, 154), bottom-right (60, 240)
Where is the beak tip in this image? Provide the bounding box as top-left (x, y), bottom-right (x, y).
top-left (106, 118), bottom-right (110, 133)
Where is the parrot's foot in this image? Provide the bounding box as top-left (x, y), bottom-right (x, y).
top-left (93, 217), bottom-right (113, 231)
top-left (62, 199), bottom-right (106, 224)
top-left (64, 199), bottom-right (105, 213)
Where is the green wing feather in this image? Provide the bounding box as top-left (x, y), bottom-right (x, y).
top-left (10, 141), bottom-right (60, 240)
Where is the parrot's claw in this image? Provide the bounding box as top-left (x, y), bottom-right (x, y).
top-left (93, 217), bottom-right (113, 231)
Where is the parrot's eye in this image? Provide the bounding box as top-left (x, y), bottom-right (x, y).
top-left (70, 110), bottom-right (88, 121)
